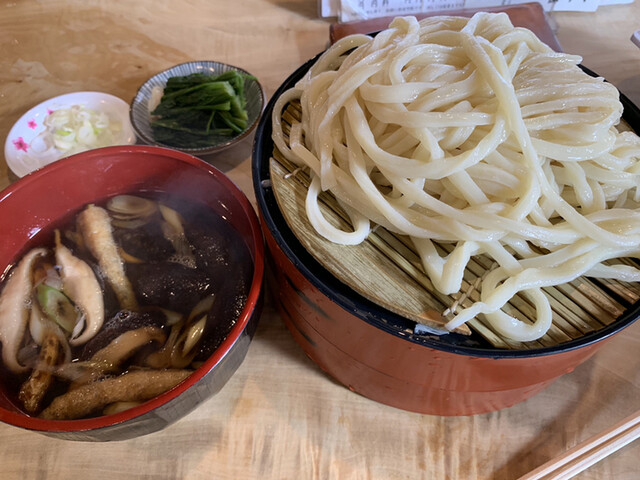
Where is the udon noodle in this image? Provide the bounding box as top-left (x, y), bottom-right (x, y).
top-left (271, 13), bottom-right (640, 342)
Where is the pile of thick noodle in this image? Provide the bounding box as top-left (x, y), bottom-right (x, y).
top-left (272, 13), bottom-right (640, 342)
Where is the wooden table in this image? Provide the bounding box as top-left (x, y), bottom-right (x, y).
top-left (1, 1), bottom-right (639, 478)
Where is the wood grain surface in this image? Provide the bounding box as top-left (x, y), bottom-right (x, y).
top-left (1, 1), bottom-right (639, 479)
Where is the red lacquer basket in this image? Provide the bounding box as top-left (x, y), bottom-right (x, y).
top-left (251, 56), bottom-right (640, 416)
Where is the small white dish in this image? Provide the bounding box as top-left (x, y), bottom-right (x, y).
top-left (4, 91), bottom-right (136, 178)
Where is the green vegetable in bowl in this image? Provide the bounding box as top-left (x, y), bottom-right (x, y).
top-left (150, 71), bottom-right (254, 148)
top-left (36, 284), bottom-right (78, 334)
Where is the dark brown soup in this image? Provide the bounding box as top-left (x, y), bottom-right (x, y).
top-left (0, 192), bottom-right (253, 420)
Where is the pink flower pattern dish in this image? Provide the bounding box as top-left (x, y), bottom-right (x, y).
top-left (12, 137), bottom-right (28, 152)
top-left (4, 92), bottom-right (136, 178)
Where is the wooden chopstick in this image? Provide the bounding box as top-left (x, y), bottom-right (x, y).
top-left (632, 30), bottom-right (640, 49)
top-left (518, 408), bottom-right (640, 480)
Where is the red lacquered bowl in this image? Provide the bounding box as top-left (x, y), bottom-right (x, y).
top-left (0, 145), bottom-right (264, 440)
top-left (251, 58), bottom-right (640, 416)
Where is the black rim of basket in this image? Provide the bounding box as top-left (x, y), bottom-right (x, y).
top-left (252, 53), bottom-right (640, 359)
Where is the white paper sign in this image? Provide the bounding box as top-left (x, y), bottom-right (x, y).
top-left (340, 0), bottom-right (424, 22)
top-left (319, 0), bottom-right (633, 20)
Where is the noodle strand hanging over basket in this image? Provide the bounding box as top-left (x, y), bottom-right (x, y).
top-left (271, 13), bottom-right (640, 342)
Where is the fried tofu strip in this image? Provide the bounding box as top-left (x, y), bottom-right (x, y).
top-left (76, 205), bottom-right (138, 310)
top-left (39, 369), bottom-right (191, 420)
top-left (19, 331), bottom-right (61, 414)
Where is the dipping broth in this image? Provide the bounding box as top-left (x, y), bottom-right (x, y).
top-left (0, 192), bottom-right (253, 420)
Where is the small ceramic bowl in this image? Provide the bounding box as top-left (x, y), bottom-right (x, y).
top-left (4, 91), bottom-right (136, 178)
top-left (0, 145), bottom-right (264, 441)
top-left (130, 61), bottom-right (264, 155)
